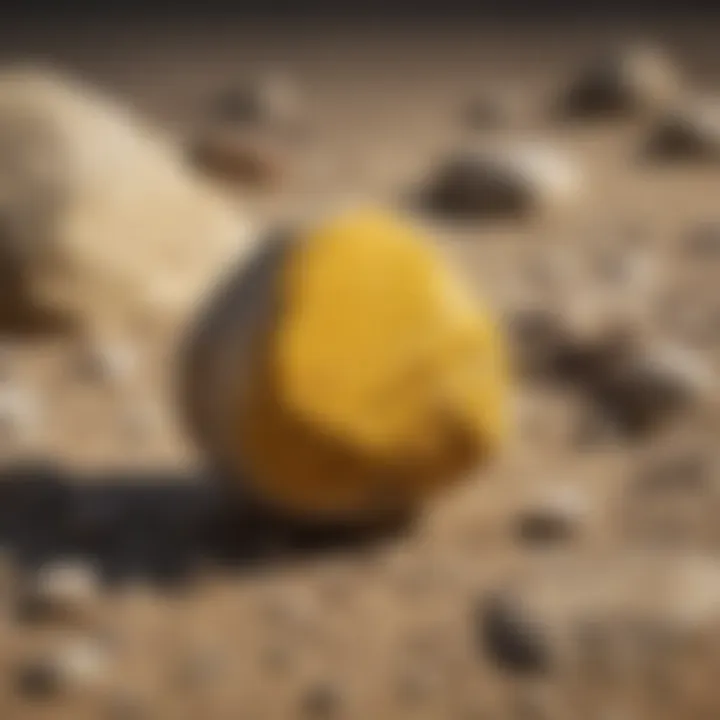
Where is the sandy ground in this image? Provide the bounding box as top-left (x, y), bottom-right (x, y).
top-left (1, 18), bottom-right (720, 719)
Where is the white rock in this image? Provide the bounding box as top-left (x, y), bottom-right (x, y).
top-left (16, 637), bottom-right (110, 698)
top-left (57, 637), bottom-right (110, 690)
top-left (0, 66), bottom-right (250, 336)
top-left (19, 559), bottom-right (100, 622)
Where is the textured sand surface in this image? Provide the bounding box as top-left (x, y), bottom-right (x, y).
top-left (1, 19), bottom-right (720, 719)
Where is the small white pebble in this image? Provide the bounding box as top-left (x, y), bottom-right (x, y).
top-left (16, 637), bottom-right (110, 699)
top-left (77, 339), bottom-right (138, 385)
top-left (516, 486), bottom-right (591, 545)
top-left (19, 559), bottom-right (101, 622)
top-left (57, 637), bottom-right (110, 690)
top-left (0, 385), bottom-right (41, 443)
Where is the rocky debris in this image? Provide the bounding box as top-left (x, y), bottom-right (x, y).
top-left (507, 307), bottom-right (585, 380)
top-left (512, 312), bottom-right (714, 436)
top-left (17, 559), bottom-right (101, 624)
top-left (56, 637), bottom-right (111, 691)
top-left (189, 126), bottom-right (284, 188)
top-left (207, 74), bottom-right (302, 133)
top-left (558, 44), bottom-right (680, 119)
top-left (0, 66), bottom-right (248, 337)
top-left (476, 592), bottom-right (553, 675)
top-left (423, 142), bottom-right (581, 219)
top-left (644, 100), bottom-right (720, 161)
top-left (15, 638), bottom-right (110, 699)
top-left (6, 35), bottom-right (720, 720)
top-left (514, 486), bottom-right (590, 546)
top-left (15, 657), bottom-right (62, 699)
top-left (582, 337), bottom-right (714, 435)
top-left (475, 552), bottom-right (720, 682)
top-left (508, 301), bottom-right (632, 382)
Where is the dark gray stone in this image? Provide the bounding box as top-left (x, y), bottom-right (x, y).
top-left (475, 593), bottom-right (551, 675)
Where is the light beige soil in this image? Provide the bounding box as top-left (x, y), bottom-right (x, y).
top-left (1, 19), bottom-right (720, 720)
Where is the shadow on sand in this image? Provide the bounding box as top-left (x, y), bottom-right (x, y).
top-left (0, 461), bottom-right (407, 588)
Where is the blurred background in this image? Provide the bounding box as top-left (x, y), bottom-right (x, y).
top-left (0, 3), bottom-right (720, 719)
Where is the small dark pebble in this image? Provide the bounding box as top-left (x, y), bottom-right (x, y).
top-left (643, 108), bottom-right (720, 162)
top-left (515, 505), bottom-right (583, 546)
top-left (15, 660), bottom-right (60, 699)
top-left (508, 309), bottom-right (582, 381)
top-left (476, 593), bottom-right (551, 675)
top-left (583, 338), bottom-right (711, 436)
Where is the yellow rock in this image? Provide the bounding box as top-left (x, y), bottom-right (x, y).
top-left (183, 208), bottom-right (508, 523)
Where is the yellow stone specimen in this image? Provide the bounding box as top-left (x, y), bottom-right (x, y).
top-left (188, 208), bottom-right (508, 522)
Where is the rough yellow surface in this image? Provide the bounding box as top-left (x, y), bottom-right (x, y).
top-left (232, 209), bottom-right (508, 522)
